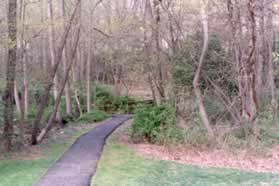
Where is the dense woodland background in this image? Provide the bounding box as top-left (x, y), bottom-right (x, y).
top-left (0, 0), bottom-right (279, 152)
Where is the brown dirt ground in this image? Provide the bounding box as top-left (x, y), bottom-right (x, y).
top-left (129, 143), bottom-right (279, 174)
top-left (113, 121), bottom-right (279, 174)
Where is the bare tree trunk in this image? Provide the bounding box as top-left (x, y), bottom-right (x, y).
top-left (73, 46), bottom-right (82, 115)
top-left (73, 46), bottom-right (83, 116)
top-left (86, 46), bottom-right (91, 113)
top-left (3, 0), bottom-right (17, 151)
top-left (86, 8), bottom-right (93, 113)
top-left (228, 0), bottom-right (259, 127)
top-left (266, 2), bottom-right (277, 122)
top-left (19, 0), bottom-right (28, 119)
top-left (148, 72), bottom-right (158, 103)
top-left (41, 0), bottom-right (47, 74)
top-left (23, 51), bottom-right (28, 118)
top-left (246, 0), bottom-right (258, 125)
top-left (14, 81), bottom-right (21, 113)
top-left (63, 54), bottom-right (72, 115)
top-left (47, 0), bottom-right (61, 121)
top-left (143, 0), bottom-right (159, 105)
top-left (153, 0), bottom-right (165, 102)
top-left (62, 0), bottom-right (72, 115)
top-left (193, 1), bottom-right (214, 139)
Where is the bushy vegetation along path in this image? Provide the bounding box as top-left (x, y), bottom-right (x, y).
top-left (35, 115), bottom-right (132, 186)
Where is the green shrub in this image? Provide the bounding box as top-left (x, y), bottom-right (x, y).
top-left (95, 84), bottom-right (137, 113)
top-left (173, 63), bottom-right (194, 89)
top-left (27, 104), bottom-right (53, 121)
top-left (61, 115), bottom-right (76, 123)
top-left (131, 104), bottom-right (184, 144)
top-left (172, 33), bottom-right (238, 96)
top-left (76, 109), bottom-right (108, 123)
top-left (113, 96), bottom-right (137, 113)
top-left (0, 100), bottom-right (3, 126)
top-left (95, 85), bottom-right (117, 112)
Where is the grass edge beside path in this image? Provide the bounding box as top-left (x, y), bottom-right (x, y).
top-left (92, 143), bottom-right (279, 186)
top-left (92, 122), bottom-right (279, 186)
top-left (0, 122), bottom-right (98, 186)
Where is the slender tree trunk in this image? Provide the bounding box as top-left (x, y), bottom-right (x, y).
top-left (14, 0), bottom-right (26, 143)
top-left (246, 0), bottom-right (258, 125)
top-left (193, 1), bottom-right (214, 139)
top-left (73, 47), bottom-right (83, 116)
top-left (23, 50), bottom-right (28, 118)
top-left (47, 0), bottom-right (61, 121)
top-left (153, 0), bottom-right (165, 102)
top-left (19, 0), bottom-right (28, 119)
top-left (86, 46), bottom-right (91, 113)
top-left (41, 0), bottom-right (47, 74)
top-left (86, 8), bottom-right (93, 113)
top-left (266, 2), bottom-right (277, 122)
top-left (143, 0), bottom-right (159, 105)
top-left (14, 81), bottom-right (21, 113)
top-left (62, 0), bottom-right (72, 115)
top-left (3, 0), bottom-right (17, 151)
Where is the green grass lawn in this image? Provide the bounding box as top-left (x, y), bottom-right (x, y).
top-left (0, 124), bottom-right (95, 186)
top-left (93, 143), bottom-right (279, 186)
top-left (1, 120), bottom-right (278, 186)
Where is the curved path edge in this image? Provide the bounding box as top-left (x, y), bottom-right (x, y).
top-left (34, 114), bottom-right (132, 186)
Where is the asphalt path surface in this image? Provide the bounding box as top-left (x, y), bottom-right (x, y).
top-left (35, 115), bottom-right (132, 186)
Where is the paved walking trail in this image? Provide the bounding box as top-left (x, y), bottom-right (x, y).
top-left (35, 115), bottom-right (132, 186)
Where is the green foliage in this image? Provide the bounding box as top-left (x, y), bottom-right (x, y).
top-left (27, 104), bottom-right (53, 122)
top-left (76, 109), bottom-right (109, 123)
top-left (95, 84), bottom-right (137, 113)
top-left (0, 101), bottom-right (3, 126)
top-left (172, 33), bottom-right (238, 96)
top-left (0, 82), bottom-right (5, 126)
top-left (95, 85), bottom-right (116, 112)
top-left (173, 63), bottom-right (195, 89)
top-left (113, 96), bottom-right (137, 113)
top-left (27, 96), bottom-right (75, 124)
top-left (131, 104), bottom-right (183, 144)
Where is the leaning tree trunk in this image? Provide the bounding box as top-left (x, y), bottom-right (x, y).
top-left (193, 1), bottom-right (214, 139)
top-left (3, 0), bottom-right (17, 151)
top-left (31, 0), bottom-right (82, 145)
top-left (62, 0), bottom-right (72, 115)
top-left (48, 0), bottom-right (61, 121)
top-left (37, 26), bottom-right (81, 144)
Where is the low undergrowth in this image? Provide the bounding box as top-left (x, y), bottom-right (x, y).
top-left (95, 85), bottom-right (137, 114)
top-left (131, 104), bottom-right (184, 144)
top-left (130, 101), bottom-right (279, 152)
top-left (76, 109), bottom-right (109, 123)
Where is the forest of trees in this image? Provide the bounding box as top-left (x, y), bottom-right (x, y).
top-left (0, 0), bottom-right (279, 152)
